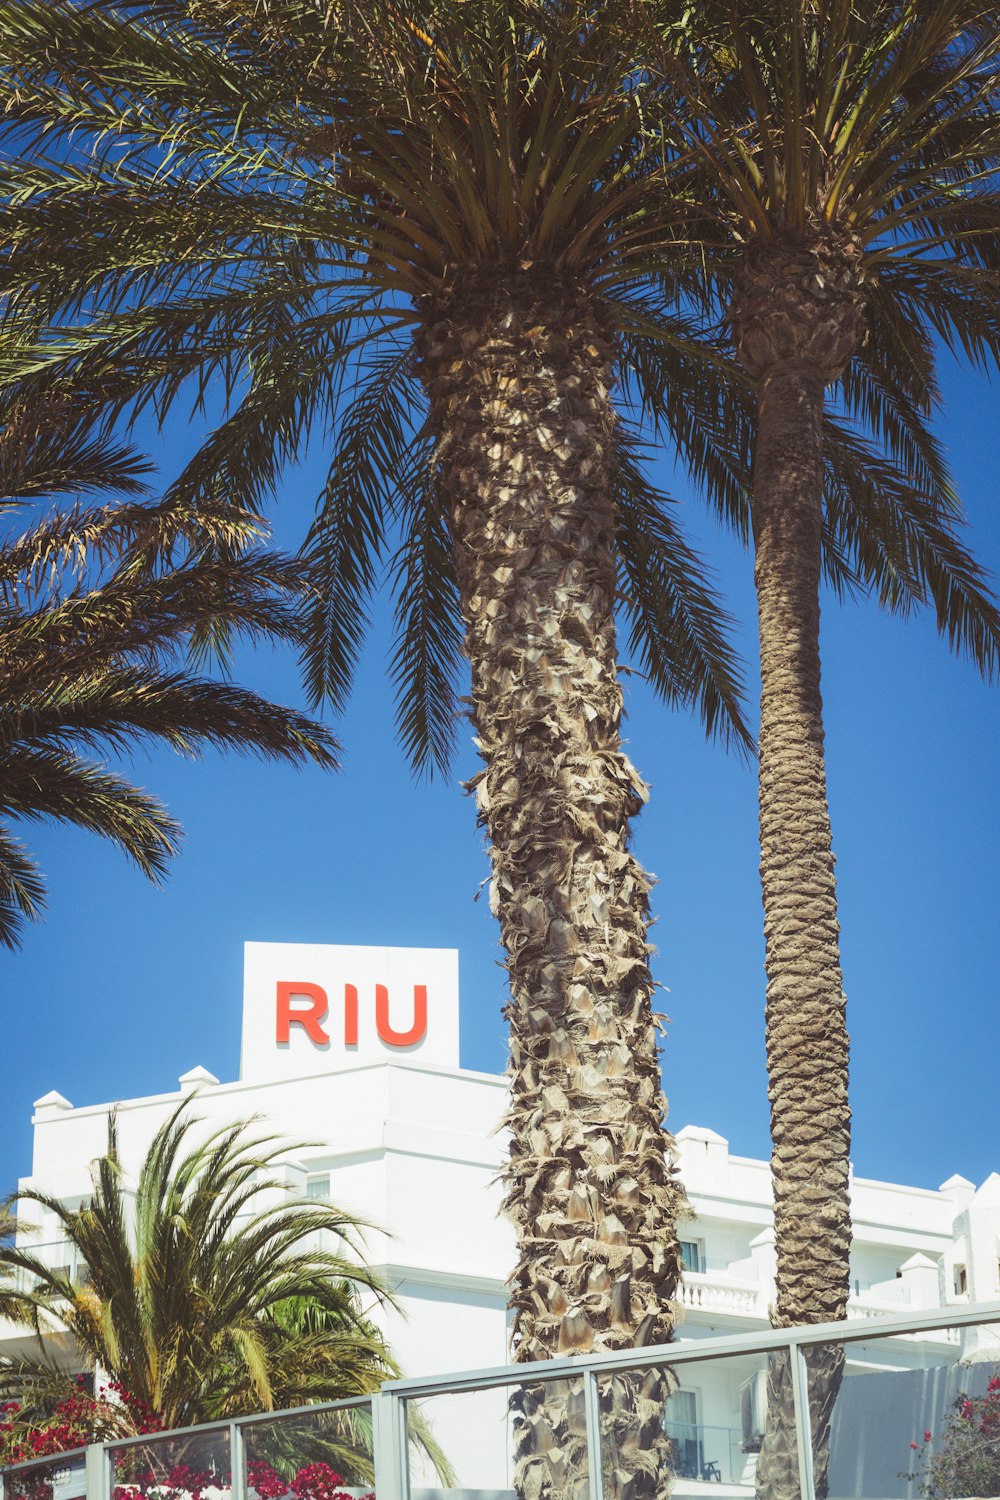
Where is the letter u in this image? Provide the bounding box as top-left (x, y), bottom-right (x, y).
top-left (375, 984), bottom-right (427, 1047)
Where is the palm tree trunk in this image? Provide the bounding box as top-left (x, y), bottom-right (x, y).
top-left (730, 233), bottom-right (864, 1500)
top-left (752, 357), bottom-right (852, 1332)
top-left (417, 271), bottom-right (683, 1500)
top-left (749, 359), bottom-right (850, 1500)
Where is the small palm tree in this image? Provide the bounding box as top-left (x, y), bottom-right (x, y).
top-left (0, 1107), bottom-right (404, 1473)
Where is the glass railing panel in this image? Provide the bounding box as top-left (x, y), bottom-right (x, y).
top-left (3, 1451), bottom-right (86, 1500)
top-left (662, 1420), bottom-right (746, 1485)
top-left (242, 1402), bottom-right (374, 1498)
top-left (109, 1425), bottom-right (232, 1500)
top-left (808, 1316), bottom-right (1000, 1500)
top-left (598, 1348), bottom-right (773, 1497)
top-left (406, 1376), bottom-right (588, 1500)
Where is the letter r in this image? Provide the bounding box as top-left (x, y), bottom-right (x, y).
top-left (276, 982), bottom-right (329, 1045)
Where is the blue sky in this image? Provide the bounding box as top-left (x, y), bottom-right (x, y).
top-left (1, 350), bottom-right (997, 1201)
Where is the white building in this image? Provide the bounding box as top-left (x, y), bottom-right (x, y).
top-left (7, 942), bottom-right (1000, 1497)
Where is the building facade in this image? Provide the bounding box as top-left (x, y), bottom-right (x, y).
top-left (6, 942), bottom-right (1000, 1496)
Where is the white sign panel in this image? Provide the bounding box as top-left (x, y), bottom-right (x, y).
top-left (240, 942), bottom-right (460, 1081)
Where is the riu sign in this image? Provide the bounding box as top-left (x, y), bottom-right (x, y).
top-left (276, 981), bottom-right (428, 1049)
top-left (241, 942), bottom-right (460, 1082)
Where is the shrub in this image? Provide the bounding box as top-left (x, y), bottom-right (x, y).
top-left (906, 1373), bottom-right (1000, 1498)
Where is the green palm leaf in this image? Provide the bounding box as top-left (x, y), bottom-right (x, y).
top-left (0, 435), bottom-right (342, 945)
top-left (0, 1106), bottom-right (452, 1481)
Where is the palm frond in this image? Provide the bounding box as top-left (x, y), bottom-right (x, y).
top-left (0, 825), bottom-right (46, 950)
top-left (300, 344), bottom-right (422, 710)
top-left (0, 396), bottom-right (154, 503)
top-left (613, 436), bottom-right (754, 757)
top-left (823, 420), bottom-right (1000, 678)
top-left (0, 747), bottom-right (180, 878)
top-left (0, 465), bottom-right (340, 944)
top-left (389, 452), bottom-right (465, 777)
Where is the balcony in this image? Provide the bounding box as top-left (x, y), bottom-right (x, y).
top-left (664, 1420), bottom-right (748, 1487)
top-left (678, 1268), bottom-right (957, 1344)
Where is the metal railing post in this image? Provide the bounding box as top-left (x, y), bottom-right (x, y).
top-left (85, 1443), bottom-right (110, 1500)
top-left (371, 1392), bottom-right (408, 1500)
top-left (583, 1369), bottom-right (604, 1500)
top-left (229, 1422), bottom-right (245, 1500)
top-left (790, 1342), bottom-right (816, 1500)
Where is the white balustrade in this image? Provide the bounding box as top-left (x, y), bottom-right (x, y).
top-left (678, 1274), bottom-right (958, 1339)
top-left (678, 1271), bottom-right (766, 1317)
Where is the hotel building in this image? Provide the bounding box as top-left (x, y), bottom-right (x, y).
top-left (7, 942), bottom-right (999, 1498)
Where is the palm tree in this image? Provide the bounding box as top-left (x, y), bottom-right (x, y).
top-left (0, 430), bottom-right (341, 946)
top-left (0, 3), bottom-right (758, 1470)
top-left (0, 1112), bottom-right (455, 1485)
top-left (0, 1107), bottom-right (406, 1478)
top-left (0, 0), bottom-right (743, 1431)
top-left (1, 4), bottom-right (999, 1495)
top-left (653, 3), bottom-right (1000, 1492)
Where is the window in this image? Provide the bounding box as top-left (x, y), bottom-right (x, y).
top-left (954, 1264), bottom-right (968, 1296)
top-left (680, 1239), bottom-right (705, 1274)
top-left (670, 1390), bottom-right (698, 1427)
top-left (306, 1174), bottom-right (331, 1202)
top-left (741, 1369), bottom-right (768, 1453)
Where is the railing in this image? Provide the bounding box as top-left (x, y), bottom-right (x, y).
top-left (678, 1273), bottom-right (765, 1318)
top-left (2, 1303), bottom-right (999, 1500)
top-left (0, 1446), bottom-right (89, 1500)
top-left (843, 1297), bottom-right (960, 1339)
top-left (662, 1422), bottom-right (743, 1485)
top-left (677, 1270), bottom-right (958, 1331)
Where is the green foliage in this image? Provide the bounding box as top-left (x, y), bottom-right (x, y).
top-left (0, 0), bottom-right (995, 802)
top-left (906, 1372), bottom-right (1000, 1499)
top-left (1, 0), bottom-right (996, 782)
top-left (655, 0), bottom-right (1000, 667)
top-left (0, 390), bottom-right (342, 947)
top-left (0, 0), bottom-right (761, 767)
top-left (0, 1108), bottom-right (397, 1436)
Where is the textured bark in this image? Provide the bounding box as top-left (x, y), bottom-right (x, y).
top-left (754, 1344), bottom-right (846, 1500)
top-left (417, 270), bottom-right (683, 1500)
top-left (729, 234), bottom-right (865, 1500)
